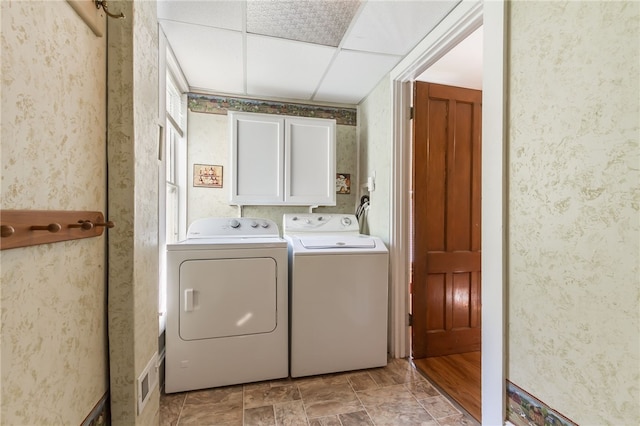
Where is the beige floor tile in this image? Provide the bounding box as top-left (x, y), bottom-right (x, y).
top-left (356, 383), bottom-right (417, 406)
top-left (318, 371), bottom-right (353, 385)
top-left (387, 358), bottom-right (423, 383)
top-left (273, 400), bottom-right (307, 426)
top-left (243, 383), bottom-right (301, 409)
top-left (243, 405), bottom-right (276, 426)
top-left (339, 410), bottom-right (374, 425)
top-left (160, 358), bottom-right (479, 426)
top-left (298, 381), bottom-right (363, 418)
top-left (405, 379), bottom-right (441, 399)
top-left (160, 392), bottom-right (186, 426)
top-left (184, 385), bottom-right (243, 405)
top-left (347, 372), bottom-right (378, 391)
top-left (366, 400), bottom-right (437, 426)
top-left (308, 415), bottom-right (342, 426)
top-left (419, 395), bottom-right (461, 419)
top-left (358, 384), bottom-right (436, 426)
top-left (367, 365), bottom-right (410, 387)
top-left (293, 371), bottom-right (351, 386)
top-left (178, 386), bottom-right (243, 425)
top-left (178, 404), bottom-right (243, 426)
top-left (437, 413), bottom-right (478, 426)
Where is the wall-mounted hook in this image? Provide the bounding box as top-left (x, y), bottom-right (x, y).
top-left (93, 220), bottom-right (115, 229)
top-left (30, 223), bottom-right (62, 233)
top-left (1, 225), bottom-right (15, 238)
top-left (95, 0), bottom-right (125, 19)
top-left (1, 210), bottom-right (108, 250)
top-left (68, 221), bottom-right (94, 230)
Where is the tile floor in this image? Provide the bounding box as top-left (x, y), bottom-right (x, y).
top-left (160, 358), bottom-right (479, 426)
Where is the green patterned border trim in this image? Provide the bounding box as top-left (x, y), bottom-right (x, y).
top-left (188, 93), bottom-right (357, 126)
top-left (507, 381), bottom-right (578, 426)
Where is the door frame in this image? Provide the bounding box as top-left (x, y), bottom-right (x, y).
top-left (388, 1), bottom-right (506, 424)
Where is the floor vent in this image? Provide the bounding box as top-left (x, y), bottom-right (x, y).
top-left (137, 352), bottom-right (159, 415)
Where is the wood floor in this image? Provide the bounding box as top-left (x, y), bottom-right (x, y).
top-left (413, 351), bottom-right (481, 422)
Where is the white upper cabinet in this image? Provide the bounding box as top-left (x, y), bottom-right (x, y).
top-left (230, 112), bottom-right (336, 206)
top-left (230, 113), bottom-right (285, 205)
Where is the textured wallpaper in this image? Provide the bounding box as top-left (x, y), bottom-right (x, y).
top-left (107, 0), bottom-right (160, 424)
top-left (1, 1), bottom-right (108, 424)
top-left (186, 110), bottom-right (358, 231)
top-left (508, 1), bottom-right (639, 424)
top-left (358, 77), bottom-right (392, 244)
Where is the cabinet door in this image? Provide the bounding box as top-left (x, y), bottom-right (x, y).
top-left (284, 117), bottom-right (336, 206)
top-left (230, 112), bottom-right (285, 205)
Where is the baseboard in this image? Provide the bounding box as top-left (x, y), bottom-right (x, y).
top-left (81, 391), bottom-right (110, 426)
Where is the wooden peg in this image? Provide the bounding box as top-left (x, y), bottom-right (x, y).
top-left (30, 223), bottom-right (62, 233)
top-left (93, 221), bottom-right (115, 229)
top-left (68, 221), bottom-right (94, 230)
top-left (1, 225), bottom-right (15, 237)
top-left (1, 210), bottom-right (106, 250)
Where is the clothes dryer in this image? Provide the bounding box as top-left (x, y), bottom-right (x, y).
top-left (165, 217), bottom-right (288, 393)
top-left (283, 213), bottom-right (388, 378)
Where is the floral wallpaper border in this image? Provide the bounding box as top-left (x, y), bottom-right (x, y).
top-left (507, 381), bottom-right (579, 426)
top-left (188, 93), bottom-right (357, 126)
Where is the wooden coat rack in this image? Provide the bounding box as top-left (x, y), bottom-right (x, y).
top-left (0, 210), bottom-right (114, 250)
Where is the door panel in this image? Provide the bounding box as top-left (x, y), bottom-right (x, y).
top-left (412, 82), bottom-right (482, 358)
top-left (179, 257), bottom-right (277, 340)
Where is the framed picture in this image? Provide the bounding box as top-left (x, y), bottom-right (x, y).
top-left (194, 164), bottom-right (223, 188)
top-left (336, 173), bottom-right (351, 194)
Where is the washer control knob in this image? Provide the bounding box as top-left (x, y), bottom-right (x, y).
top-left (292, 216), bottom-right (298, 221)
top-left (261, 222), bottom-right (269, 228)
top-left (341, 217), bottom-right (352, 226)
top-left (250, 221), bottom-right (259, 228)
top-left (304, 219), bottom-right (311, 224)
top-left (317, 216), bottom-right (323, 221)
top-left (229, 219), bottom-right (240, 228)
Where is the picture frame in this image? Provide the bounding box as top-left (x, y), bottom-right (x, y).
top-left (194, 164), bottom-right (223, 188)
top-left (336, 173), bottom-right (351, 194)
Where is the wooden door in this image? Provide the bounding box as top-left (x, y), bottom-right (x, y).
top-left (412, 82), bottom-right (482, 358)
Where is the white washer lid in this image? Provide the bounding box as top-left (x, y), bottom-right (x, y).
top-left (299, 235), bottom-right (377, 249)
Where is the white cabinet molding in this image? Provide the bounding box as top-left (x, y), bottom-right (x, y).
top-left (229, 112), bottom-right (336, 206)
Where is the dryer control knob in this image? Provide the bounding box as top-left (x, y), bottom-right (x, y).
top-left (250, 221), bottom-right (259, 228)
top-left (261, 222), bottom-right (269, 228)
top-left (229, 219), bottom-right (240, 228)
top-left (317, 216), bottom-right (323, 221)
top-left (341, 217), bottom-right (352, 226)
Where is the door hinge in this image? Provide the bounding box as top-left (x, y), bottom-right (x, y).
top-left (408, 313), bottom-right (413, 327)
top-left (409, 106), bottom-right (414, 120)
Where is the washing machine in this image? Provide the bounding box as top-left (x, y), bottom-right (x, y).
top-left (165, 217), bottom-right (288, 393)
top-left (283, 213), bottom-right (389, 378)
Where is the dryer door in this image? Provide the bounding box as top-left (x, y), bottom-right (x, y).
top-left (179, 257), bottom-right (277, 340)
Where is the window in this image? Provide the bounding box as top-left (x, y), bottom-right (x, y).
top-left (165, 72), bottom-right (184, 244)
top-left (159, 43), bottom-right (188, 335)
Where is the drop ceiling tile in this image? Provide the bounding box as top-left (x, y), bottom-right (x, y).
top-left (160, 20), bottom-right (244, 94)
top-left (342, 0), bottom-right (459, 55)
top-left (246, 35), bottom-right (336, 100)
top-left (314, 50), bottom-right (400, 104)
top-left (157, 0), bottom-right (243, 31)
top-left (246, 0), bottom-right (362, 47)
